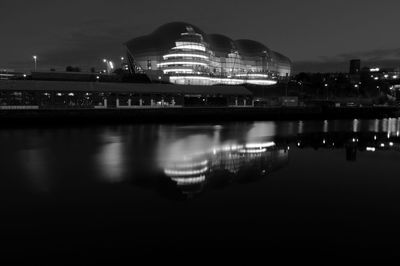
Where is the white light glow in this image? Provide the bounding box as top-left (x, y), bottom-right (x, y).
top-left (173, 42), bottom-right (206, 52)
top-left (163, 69), bottom-right (194, 74)
top-left (370, 68), bottom-right (380, 72)
top-left (169, 76), bottom-right (277, 86)
top-left (171, 176), bottom-right (206, 185)
top-left (235, 73), bottom-right (269, 78)
top-left (245, 142), bottom-right (276, 149)
top-left (164, 167), bottom-right (208, 176)
top-left (158, 61), bottom-right (208, 67)
top-left (239, 148), bottom-right (267, 154)
top-left (163, 53), bottom-right (209, 60)
top-left (246, 80), bottom-right (278, 85)
top-left (366, 147), bottom-right (376, 152)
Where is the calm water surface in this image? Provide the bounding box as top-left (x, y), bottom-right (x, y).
top-left (1, 119), bottom-right (400, 263)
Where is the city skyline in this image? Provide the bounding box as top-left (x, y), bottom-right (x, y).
top-left (1, 0), bottom-right (400, 73)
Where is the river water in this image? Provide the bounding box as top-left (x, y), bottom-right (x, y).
top-left (1, 119), bottom-right (400, 263)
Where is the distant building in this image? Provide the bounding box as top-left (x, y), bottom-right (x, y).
top-left (0, 69), bottom-right (25, 80)
top-left (349, 59), bottom-right (361, 74)
top-left (125, 22), bottom-right (292, 86)
top-left (362, 67), bottom-right (400, 81)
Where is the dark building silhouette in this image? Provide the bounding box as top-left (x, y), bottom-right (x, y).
top-left (349, 59), bottom-right (361, 74)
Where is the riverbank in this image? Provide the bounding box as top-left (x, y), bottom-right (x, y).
top-left (0, 106), bottom-right (399, 126)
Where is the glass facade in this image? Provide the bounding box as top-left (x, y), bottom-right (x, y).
top-left (126, 22), bottom-right (292, 86)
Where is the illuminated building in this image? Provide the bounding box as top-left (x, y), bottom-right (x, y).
top-left (125, 22), bottom-right (292, 86)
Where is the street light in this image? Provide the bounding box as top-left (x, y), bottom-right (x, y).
top-left (103, 59), bottom-right (109, 74)
top-left (102, 59), bottom-right (115, 74)
top-left (33, 55), bottom-right (37, 72)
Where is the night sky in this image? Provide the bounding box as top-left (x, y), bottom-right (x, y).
top-left (1, 0), bottom-right (400, 73)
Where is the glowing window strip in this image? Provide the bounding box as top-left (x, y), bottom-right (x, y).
top-left (245, 142), bottom-right (276, 149)
top-left (158, 61), bottom-right (208, 67)
top-left (173, 44), bottom-right (206, 52)
top-left (163, 69), bottom-right (194, 74)
top-left (164, 54), bottom-right (209, 60)
top-left (169, 76), bottom-right (277, 86)
top-left (164, 167), bottom-right (208, 176)
top-left (235, 74), bottom-right (269, 78)
top-left (246, 80), bottom-right (277, 85)
top-left (171, 176), bottom-right (206, 185)
top-left (168, 160), bottom-right (208, 169)
top-left (239, 148), bottom-right (267, 153)
top-left (175, 41), bottom-right (206, 47)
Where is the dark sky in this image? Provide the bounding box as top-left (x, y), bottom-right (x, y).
top-left (1, 0), bottom-right (400, 73)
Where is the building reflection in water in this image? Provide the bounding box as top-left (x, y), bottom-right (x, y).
top-left (294, 129), bottom-right (400, 162)
top-left (159, 124), bottom-right (288, 199)
top-left (147, 119), bottom-right (400, 199)
top-left (5, 119), bottom-right (400, 198)
top-left (96, 133), bottom-right (125, 183)
top-left (298, 121), bottom-right (304, 134)
top-left (19, 148), bottom-right (50, 192)
top-left (353, 119), bottom-right (360, 133)
top-left (246, 122), bottom-right (276, 140)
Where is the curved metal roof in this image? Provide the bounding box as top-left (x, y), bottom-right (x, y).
top-left (234, 39), bottom-right (270, 57)
top-left (208, 34), bottom-right (236, 55)
top-left (126, 22), bottom-right (290, 64)
top-left (126, 22), bottom-right (208, 56)
top-left (270, 51), bottom-right (292, 65)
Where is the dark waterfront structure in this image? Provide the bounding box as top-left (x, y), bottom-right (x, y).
top-left (0, 80), bottom-right (253, 109)
top-left (125, 22), bottom-right (292, 86)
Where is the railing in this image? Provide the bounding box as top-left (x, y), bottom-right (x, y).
top-left (0, 105), bottom-right (39, 110)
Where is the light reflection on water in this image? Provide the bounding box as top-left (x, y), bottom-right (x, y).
top-left (18, 148), bottom-right (49, 192)
top-left (96, 133), bottom-right (125, 183)
top-left (0, 118), bottom-right (400, 199)
top-left (2, 119), bottom-right (400, 260)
